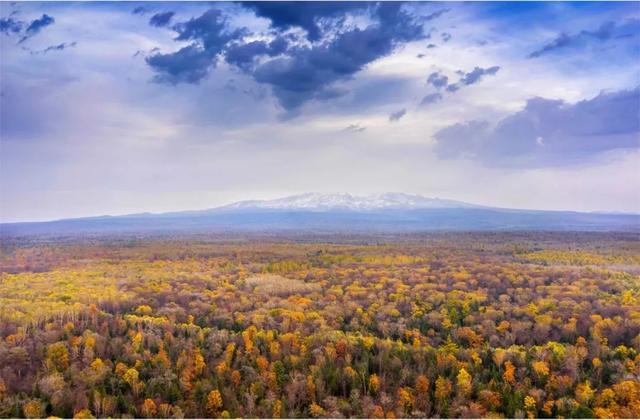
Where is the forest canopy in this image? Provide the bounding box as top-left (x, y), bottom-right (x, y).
top-left (0, 232), bottom-right (639, 418)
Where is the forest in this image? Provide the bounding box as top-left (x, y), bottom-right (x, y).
top-left (0, 232), bottom-right (639, 418)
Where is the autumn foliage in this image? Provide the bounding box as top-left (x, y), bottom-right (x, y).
top-left (0, 232), bottom-right (639, 418)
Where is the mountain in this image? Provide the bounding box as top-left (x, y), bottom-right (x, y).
top-left (2, 193), bottom-right (638, 237)
top-left (219, 192), bottom-right (481, 211)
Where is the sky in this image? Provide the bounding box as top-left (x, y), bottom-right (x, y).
top-left (1, 1), bottom-right (639, 222)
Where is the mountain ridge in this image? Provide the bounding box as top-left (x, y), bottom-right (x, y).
top-left (1, 192), bottom-right (638, 236)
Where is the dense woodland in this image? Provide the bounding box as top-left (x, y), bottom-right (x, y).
top-left (0, 232), bottom-right (639, 418)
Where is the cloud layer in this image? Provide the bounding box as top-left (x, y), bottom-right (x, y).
top-left (1, 13), bottom-right (55, 42)
top-left (1, 2), bottom-right (639, 221)
top-left (434, 88), bottom-right (640, 166)
top-left (145, 3), bottom-right (432, 111)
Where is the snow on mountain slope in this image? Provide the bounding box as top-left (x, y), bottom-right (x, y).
top-left (219, 192), bottom-right (482, 211)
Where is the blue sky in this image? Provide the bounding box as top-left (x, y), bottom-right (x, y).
top-left (1, 1), bottom-right (639, 222)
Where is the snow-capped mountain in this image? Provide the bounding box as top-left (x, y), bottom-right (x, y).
top-left (4, 192), bottom-right (638, 236)
top-left (220, 192), bottom-right (482, 211)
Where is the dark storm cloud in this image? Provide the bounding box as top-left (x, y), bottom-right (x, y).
top-left (433, 88), bottom-right (640, 166)
top-left (19, 14), bottom-right (54, 42)
top-left (172, 9), bottom-right (247, 51)
top-left (225, 41), bottom-right (271, 70)
top-left (0, 17), bottom-right (22, 34)
top-left (149, 11), bottom-right (175, 28)
top-left (3, 13), bottom-right (55, 43)
top-left (267, 37), bottom-right (289, 55)
top-left (146, 44), bottom-right (214, 84)
top-left (146, 4), bottom-right (436, 111)
top-left (241, 1), bottom-right (369, 41)
top-left (146, 9), bottom-right (247, 84)
top-left (389, 108), bottom-right (407, 122)
top-left (224, 37), bottom-right (288, 71)
top-left (250, 3), bottom-right (426, 110)
top-left (528, 19), bottom-right (640, 58)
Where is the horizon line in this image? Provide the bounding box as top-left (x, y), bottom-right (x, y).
top-left (2, 192), bottom-right (639, 225)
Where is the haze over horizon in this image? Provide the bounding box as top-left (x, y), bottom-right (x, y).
top-left (2, 2), bottom-right (639, 223)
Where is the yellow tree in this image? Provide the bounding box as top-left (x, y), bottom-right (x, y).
top-left (123, 368), bottom-right (139, 387)
top-left (309, 403), bottom-right (325, 418)
top-left (369, 374), bottom-right (380, 394)
top-left (532, 360), bottom-right (550, 381)
top-left (398, 387), bottom-right (414, 414)
top-left (576, 381), bottom-right (595, 406)
top-left (272, 400), bottom-right (282, 418)
top-left (503, 361), bottom-right (516, 384)
top-left (206, 389), bottom-right (223, 416)
top-left (524, 395), bottom-right (537, 418)
top-left (131, 331), bottom-right (143, 352)
top-left (457, 368), bottom-right (472, 397)
top-left (46, 342), bottom-right (69, 372)
top-left (435, 376), bottom-right (452, 414)
top-left (73, 408), bottom-right (94, 419)
top-left (194, 348), bottom-right (206, 376)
